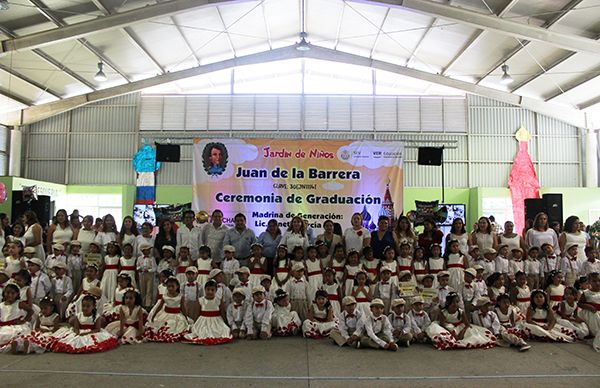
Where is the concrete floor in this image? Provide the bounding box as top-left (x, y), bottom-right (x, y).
top-left (0, 338), bottom-right (599, 388)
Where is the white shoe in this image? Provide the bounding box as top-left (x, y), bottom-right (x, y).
top-left (355, 341), bottom-right (361, 349)
top-left (519, 344), bottom-right (531, 352)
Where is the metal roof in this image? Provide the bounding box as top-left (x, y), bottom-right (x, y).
top-left (1, 0), bottom-right (600, 128)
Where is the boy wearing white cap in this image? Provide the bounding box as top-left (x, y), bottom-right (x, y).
top-left (330, 296), bottom-right (362, 347)
top-left (45, 243), bottom-right (67, 277)
top-left (183, 266), bottom-right (202, 320)
top-left (244, 285), bottom-right (274, 340)
top-left (227, 288), bottom-right (248, 339)
top-left (68, 241), bottom-right (84, 293)
top-left (231, 267), bottom-right (252, 300)
top-left (407, 296), bottom-right (430, 343)
top-left (27, 258), bottom-right (52, 305)
top-left (52, 261), bottom-right (74, 319)
top-left (482, 248), bottom-right (497, 279)
top-left (210, 269), bottom-right (232, 310)
top-left (472, 265), bottom-right (487, 297)
top-left (357, 298), bottom-right (397, 351)
top-left (461, 268), bottom-right (480, 314)
top-left (389, 298), bottom-right (412, 347)
top-left (283, 263), bottom-right (311, 321)
top-left (508, 248), bottom-right (525, 282)
top-left (221, 245), bottom-right (239, 285)
top-left (137, 242), bottom-right (157, 308)
top-left (561, 244), bottom-right (580, 286)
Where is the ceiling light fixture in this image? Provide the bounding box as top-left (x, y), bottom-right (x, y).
top-left (500, 64), bottom-right (513, 85)
top-left (94, 62), bottom-right (107, 82)
top-left (296, 32), bottom-right (311, 51)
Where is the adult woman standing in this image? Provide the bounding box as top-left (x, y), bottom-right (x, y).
top-left (525, 212), bottom-right (559, 254)
top-left (317, 220), bottom-right (343, 256)
top-left (258, 219), bottom-right (282, 275)
top-left (23, 210), bottom-right (45, 260)
top-left (154, 218), bottom-right (177, 259)
top-left (445, 218), bottom-right (471, 256)
top-left (76, 215), bottom-right (97, 254)
top-left (343, 213), bottom-right (370, 255)
top-left (559, 216), bottom-right (588, 263)
top-left (280, 216), bottom-right (309, 254)
top-left (94, 214), bottom-right (118, 253)
top-left (418, 218), bottom-right (444, 258)
top-left (499, 221), bottom-right (526, 254)
top-left (119, 216), bottom-right (139, 249)
top-left (370, 216), bottom-right (395, 260)
top-left (392, 216), bottom-right (416, 253)
top-left (46, 209), bottom-right (73, 250)
top-left (471, 217), bottom-right (498, 252)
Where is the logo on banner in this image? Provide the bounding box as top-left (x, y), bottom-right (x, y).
top-left (202, 142), bottom-right (229, 176)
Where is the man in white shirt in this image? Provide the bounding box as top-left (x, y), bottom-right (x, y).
top-left (357, 298), bottom-right (398, 351)
top-left (202, 210), bottom-right (228, 263)
top-left (177, 210), bottom-right (203, 259)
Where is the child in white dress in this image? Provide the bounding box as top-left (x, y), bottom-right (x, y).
top-left (248, 243), bottom-right (267, 288)
top-left (331, 244), bottom-right (346, 284)
top-left (412, 247), bottom-right (428, 285)
top-left (556, 286), bottom-right (589, 340)
top-left (344, 249), bottom-right (363, 297)
top-left (0, 284), bottom-right (31, 352)
top-left (362, 247), bottom-right (378, 284)
top-left (183, 280), bottom-right (233, 345)
top-left (106, 289), bottom-right (147, 344)
top-left (545, 270), bottom-right (565, 311)
top-left (472, 296), bottom-right (530, 352)
top-left (100, 241), bottom-right (121, 302)
top-left (522, 289), bottom-right (576, 342)
top-left (578, 272), bottom-right (600, 351)
top-left (196, 245), bottom-right (214, 288)
top-left (119, 243), bottom-right (138, 289)
top-left (396, 242), bottom-right (413, 282)
top-left (425, 292), bottom-right (496, 350)
top-left (19, 297), bottom-right (60, 354)
top-left (51, 295), bottom-right (118, 353)
top-left (510, 271), bottom-right (531, 313)
top-left (273, 245), bottom-right (290, 292)
top-left (352, 270), bottom-right (372, 317)
top-left (305, 246), bottom-right (323, 291)
top-left (103, 272), bottom-right (133, 324)
top-left (320, 267), bottom-right (341, 317)
top-left (175, 246), bottom-right (193, 286)
top-left (271, 289), bottom-right (301, 337)
top-left (381, 246), bottom-right (399, 286)
top-left (445, 240), bottom-right (468, 291)
top-left (221, 245), bottom-right (240, 286)
top-left (302, 290), bottom-right (335, 338)
top-left (144, 277), bottom-right (190, 342)
top-left (244, 285), bottom-right (274, 340)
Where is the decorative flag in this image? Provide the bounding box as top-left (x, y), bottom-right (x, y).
top-left (508, 126), bottom-right (540, 234)
top-left (132, 144), bottom-right (160, 205)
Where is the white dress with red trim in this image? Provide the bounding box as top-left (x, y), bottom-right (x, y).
top-left (106, 305), bottom-right (146, 344)
top-left (302, 304), bottom-right (335, 338)
top-left (555, 301), bottom-right (589, 340)
top-left (515, 285), bottom-right (531, 313)
top-left (494, 306), bottom-right (527, 340)
top-left (547, 284), bottom-right (565, 311)
top-left (305, 259), bottom-right (323, 291)
top-left (0, 302), bottom-right (31, 349)
top-left (196, 258), bottom-right (213, 288)
top-left (521, 308), bottom-right (576, 342)
top-left (413, 260), bottom-right (428, 285)
top-left (362, 259), bottom-right (379, 283)
top-left (353, 286), bottom-right (371, 317)
top-left (331, 258), bottom-right (345, 284)
top-left (344, 265), bottom-right (362, 297)
top-left (425, 309), bottom-right (496, 350)
top-left (320, 282), bottom-right (341, 316)
top-left (144, 294), bottom-right (190, 342)
top-left (100, 255), bottom-right (120, 302)
top-left (249, 257), bottom-right (267, 288)
top-left (51, 313), bottom-right (118, 354)
top-left (579, 289), bottom-right (600, 351)
top-left (102, 286), bottom-right (128, 323)
top-left (397, 256), bottom-right (414, 283)
top-left (119, 256), bottom-right (138, 288)
top-left (23, 312), bottom-right (59, 353)
top-left (271, 303), bottom-right (301, 336)
top-left (446, 253), bottom-right (466, 291)
top-left (176, 260), bottom-right (191, 286)
top-left (272, 259), bottom-right (290, 292)
top-left (183, 297), bottom-right (233, 345)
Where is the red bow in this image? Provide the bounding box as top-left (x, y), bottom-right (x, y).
top-left (255, 303), bottom-right (264, 308)
top-left (381, 281), bottom-right (389, 285)
top-left (294, 279), bottom-right (303, 283)
top-left (241, 282), bottom-right (248, 287)
top-left (464, 284), bottom-right (472, 289)
top-left (414, 312), bottom-right (425, 317)
top-left (187, 282), bottom-right (196, 287)
top-left (233, 304), bottom-right (242, 309)
top-left (374, 317), bottom-right (383, 321)
top-left (346, 313), bottom-right (355, 318)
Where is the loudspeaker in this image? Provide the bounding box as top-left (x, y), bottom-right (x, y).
top-left (418, 147), bottom-right (443, 166)
top-left (11, 192), bottom-right (52, 226)
top-left (524, 198), bottom-right (545, 225)
top-left (543, 193), bottom-right (563, 228)
top-left (156, 144), bottom-right (181, 163)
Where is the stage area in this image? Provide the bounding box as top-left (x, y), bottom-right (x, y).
top-left (0, 338), bottom-right (598, 388)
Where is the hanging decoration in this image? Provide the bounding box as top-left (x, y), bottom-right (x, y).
top-left (0, 182), bottom-right (7, 204)
top-left (132, 144), bottom-right (160, 206)
top-left (508, 126), bottom-right (540, 235)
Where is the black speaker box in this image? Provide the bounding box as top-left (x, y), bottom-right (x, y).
top-left (11, 192), bottom-right (52, 226)
top-left (417, 147), bottom-right (443, 166)
top-left (156, 144), bottom-right (181, 163)
top-left (524, 198), bottom-right (545, 225)
top-left (543, 193), bottom-right (563, 228)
